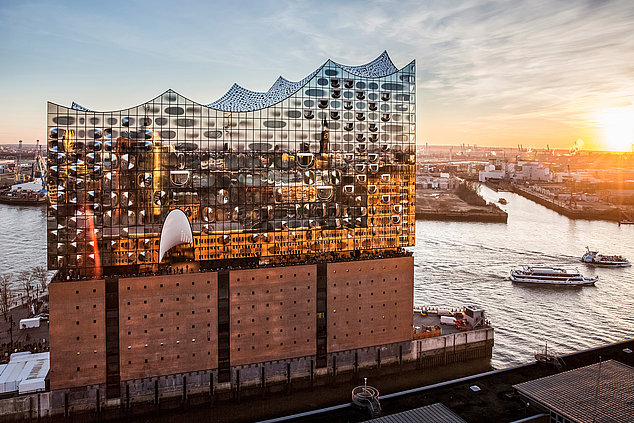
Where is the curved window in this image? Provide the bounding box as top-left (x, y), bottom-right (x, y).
top-left (381, 83), bottom-right (404, 91)
top-left (53, 116), bottom-right (74, 125)
top-left (203, 130), bottom-right (222, 139)
top-left (305, 88), bottom-right (326, 97)
top-left (176, 118), bottom-right (195, 127)
top-left (165, 106), bottom-right (184, 115)
top-left (263, 120), bottom-right (287, 129)
top-left (160, 130), bottom-right (176, 139)
top-left (287, 110), bottom-right (301, 118)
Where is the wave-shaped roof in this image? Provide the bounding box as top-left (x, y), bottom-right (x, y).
top-left (71, 102), bottom-right (94, 112)
top-left (206, 51), bottom-right (399, 112)
top-left (338, 50), bottom-right (398, 77)
top-left (70, 51), bottom-right (405, 113)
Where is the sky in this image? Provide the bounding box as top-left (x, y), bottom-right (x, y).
top-left (0, 0), bottom-right (633, 151)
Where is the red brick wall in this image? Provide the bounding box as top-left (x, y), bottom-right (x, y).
top-left (326, 256), bottom-right (413, 352)
top-left (49, 279), bottom-right (106, 390)
top-left (229, 265), bottom-right (316, 366)
top-left (49, 257), bottom-right (414, 390)
top-left (118, 273), bottom-right (218, 380)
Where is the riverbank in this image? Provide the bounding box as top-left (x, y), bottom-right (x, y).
top-left (416, 190), bottom-right (508, 223)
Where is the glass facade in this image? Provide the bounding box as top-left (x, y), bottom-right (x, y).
top-left (47, 52), bottom-right (416, 277)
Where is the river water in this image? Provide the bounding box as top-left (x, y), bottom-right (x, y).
top-left (414, 185), bottom-right (634, 368)
top-left (0, 185), bottom-right (632, 369)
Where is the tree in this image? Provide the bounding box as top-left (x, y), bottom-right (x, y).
top-left (32, 266), bottom-right (49, 300)
top-left (455, 181), bottom-right (487, 207)
top-left (0, 275), bottom-right (13, 322)
top-left (18, 270), bottom-right (34, 314)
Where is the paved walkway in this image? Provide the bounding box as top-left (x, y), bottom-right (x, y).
top-left (0, 297), bottom-right (49, 362)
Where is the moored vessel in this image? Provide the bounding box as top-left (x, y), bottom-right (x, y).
top-left (581, 247), bottom-right (630, 267)
top-left (510, 266), bottom-right (597, 286)
top-left (535, 341), bottom-right (564, 370)
top-left (0, 143), bottom-right (47, 206)
top-left (0, 182), bottom-right (47, 206)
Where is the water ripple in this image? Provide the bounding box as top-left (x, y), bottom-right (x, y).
top-left (414, 186), bottom-right (634, 368)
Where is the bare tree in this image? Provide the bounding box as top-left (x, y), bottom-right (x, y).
top-left (32, 266), bottom-right (49, 300)
top-left (18, 270), bottom-right (34, 314)
top-left (0, 275), bottom-right (13, 322)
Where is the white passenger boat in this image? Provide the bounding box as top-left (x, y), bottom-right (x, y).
top-left (510, 266), bottom-right (598, 286)
top-left (581, 248), bottom-right (631, 267)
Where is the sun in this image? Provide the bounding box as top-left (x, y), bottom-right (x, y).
top-left (599, 107), bottom-right (634, 152)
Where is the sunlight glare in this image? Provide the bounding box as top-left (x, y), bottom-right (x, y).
top-left (599, 107), bottom-right (634, 151)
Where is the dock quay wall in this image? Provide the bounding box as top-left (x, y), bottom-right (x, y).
top-left (0, 392), bottom-right (51, 422)
top-left (412, 328), bottom-right (494, 368)
top-left (512, 185), bottom-right (620, 221)
top-left (40, 329), bottom-right (493, 420)
top-left (0, 330), bottom-right (493, 420)
top-left (415, 210), bottom-right (507, 223)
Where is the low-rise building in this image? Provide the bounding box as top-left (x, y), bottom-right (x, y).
top-left (513, 161), bottom-right (550, 182)
top-left (514, 360), bottom-right (634, 423)
top-left (417, 173), bottom-right (458, 190)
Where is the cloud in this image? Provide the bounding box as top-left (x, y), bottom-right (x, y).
top-left (269, 0), bottom-right (634, 146)
top-left (0, 0), bottom-right (633, 148)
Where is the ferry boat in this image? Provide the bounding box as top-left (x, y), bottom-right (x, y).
top-left (510, 266), bottom-right (598, 286)
top-left (581, 248), bottom-right (631, 267)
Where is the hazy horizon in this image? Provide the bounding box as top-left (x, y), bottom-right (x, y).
top-left (1, 0), bottom-right (633, 152)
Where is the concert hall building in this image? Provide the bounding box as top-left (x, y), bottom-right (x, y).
top-left (46, 52), bottom-right (416, 408)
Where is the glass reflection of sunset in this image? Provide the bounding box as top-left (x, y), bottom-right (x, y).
top-left (599, 107), bottom-right (634, 152)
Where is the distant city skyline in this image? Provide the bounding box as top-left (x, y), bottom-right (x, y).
top-left (1, 0), bottom-right (633, 151)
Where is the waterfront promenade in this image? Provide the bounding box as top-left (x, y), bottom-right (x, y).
top-left (0, 298), bottom-right (49, 360)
